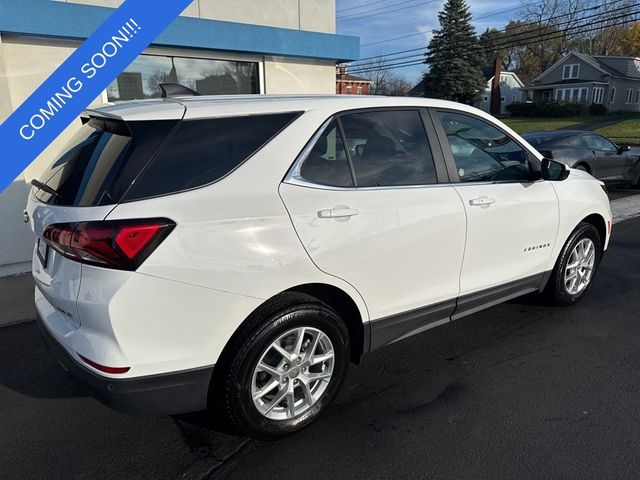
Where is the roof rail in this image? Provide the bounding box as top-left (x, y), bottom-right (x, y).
top-left (159, 83), bottom-right (200, 98)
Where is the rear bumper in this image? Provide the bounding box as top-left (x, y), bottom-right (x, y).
top-left (37, 314), bottom-right (213, 416)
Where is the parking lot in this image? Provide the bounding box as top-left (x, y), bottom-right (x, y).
top-left (1, 210), bottom-right (639, 479)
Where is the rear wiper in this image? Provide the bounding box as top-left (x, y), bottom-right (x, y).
top-left (30, 179), bottom-right (61, 198)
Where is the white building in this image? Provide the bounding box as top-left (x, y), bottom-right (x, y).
top-left (476, 71), bottom-right (524, 115)
top-left (0, 0), bottom-right (358, 276)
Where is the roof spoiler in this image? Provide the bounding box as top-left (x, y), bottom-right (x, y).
top-left (159, 83), bottom-right (200, 98)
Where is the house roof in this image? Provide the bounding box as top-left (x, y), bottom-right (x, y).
top-left (337, 74), bottom-right (371, 83)
top-left (407, 79), bottom-right (425, 97)
top-left (483, 70), bottom-right (525, 88)
top-left (575, 52), bottom-right (626, 77)
top-left (532, 51), bottom-right (639, 85)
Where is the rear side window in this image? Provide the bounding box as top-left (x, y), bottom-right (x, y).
top-left (340, 110), bottom-right (437, 187)
top-left (124, 113), bottom-right (300, 201)
top-left (298, 120), bottom-right (354, 187)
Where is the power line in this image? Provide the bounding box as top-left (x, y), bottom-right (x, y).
top-left (349, 13), bottom-right (640, 75)
top-left (351, 1), bottom-right (634, 67)
top-left (337, 0), bottom-right (405, 14)
top-left (338, 0), bottom-right (440, 22)
top-left (349, 9), bottom-right (640, 73)
top-left (361, 3), bottom-right (532, 46)
top-left (338, 0), bottom-right (433, 18)
top-left (355, 0), bottom-right (630, 60)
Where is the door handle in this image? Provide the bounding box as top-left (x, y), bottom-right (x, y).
top-left (317, 207), bottom-right (359, 218)
top-left (469, 196), bottom-right (495, 206)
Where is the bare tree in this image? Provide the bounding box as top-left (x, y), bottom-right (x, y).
top-left (357, 57), bottom-right (393, 95)
top-left (357, 57), bottom-right (414, 96)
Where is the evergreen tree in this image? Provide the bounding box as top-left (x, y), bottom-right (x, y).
top-left (422, 0), bottom-right (486, 103)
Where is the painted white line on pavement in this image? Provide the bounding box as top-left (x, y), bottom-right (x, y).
top-left (612, 195), bottom-right (640, 224)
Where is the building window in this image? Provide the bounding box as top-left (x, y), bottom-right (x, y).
top-left (512, 93), bottom-right (517, 102)
top-left (500, 96), bottom-right (505, 102)
top-left (357, 85), bottom-right (363, 95)
top-left (625, 88), bottom-right (634, 104)
top-left (555, 87), bottom-right (588, 104)
top-left (346, 85), bottom-right (352, 94)
top-left (610, 87), bottom-right (616, 103)
top-left (106, 54), bottom-right (259, 101)
top-left (483, 95), bottom-right (489, 102)
top-left (562, 64), bottom-right (580, 80)
top-left (593, 87), bottom-right (604, 104)
top-left (636, 89), bottom-right (640, 104)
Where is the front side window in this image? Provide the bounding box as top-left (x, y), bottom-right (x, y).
top-left (107, 54), bottom-right (259, 101)
top-left (297, 120), bottom-right (353, 187)
top-left (339, 110), bottom-right (437, 187)
top-left (437, 111), bottom-right (531, 183)
top-left (583, 134), bottom-right (617, 153)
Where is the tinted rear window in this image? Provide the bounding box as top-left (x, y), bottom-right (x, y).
top-left (34, 112), bottom-right (299, 206)
top-left (34, 118), bottom-right (177, 206)
top-left (123, 113), bottom-right (300, 201)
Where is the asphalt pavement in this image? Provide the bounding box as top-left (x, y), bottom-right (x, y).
top-left (2, 218), bottom-right (640, 479)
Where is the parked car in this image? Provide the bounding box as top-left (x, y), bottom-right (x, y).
top-left (522, 130), bottom-right (640, 187)
top-left (26, 94), bottom-right (611, 439)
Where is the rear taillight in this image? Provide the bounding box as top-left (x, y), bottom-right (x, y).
top-left (78, 354), bottom-right (130, 374)
top-left (43, 218), bottom-right (175, 270)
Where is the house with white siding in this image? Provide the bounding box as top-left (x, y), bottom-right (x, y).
top-left (476, 71), bottom-right (524, 115)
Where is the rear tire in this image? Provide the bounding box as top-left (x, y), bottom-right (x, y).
top-left (214, 293), bottom-right (350, 439)
top-left (545, 222), bottom-right (602, 306)
top-left (574, 164), bottom-right (588, 172)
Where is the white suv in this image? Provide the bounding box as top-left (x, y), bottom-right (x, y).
top-left (27, 94), bottom-right (611, 438)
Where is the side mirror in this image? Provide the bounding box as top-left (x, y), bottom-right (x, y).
top-left (355, 144), bottom-right (365, 157)
top-left (618, 144), bottom-right (631, 154)
top-left (542, 158), bottom-right (570, 181)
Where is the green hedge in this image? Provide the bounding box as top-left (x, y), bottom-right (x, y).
top-left (588, 103), bottom-right (608, 116)
top-left (506, 101), bottom-right (589, 117)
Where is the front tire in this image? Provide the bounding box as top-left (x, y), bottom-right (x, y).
top-left (545, 222), bottom-right (602, 306)
top-left (216, 293), bottom-right (350, 439)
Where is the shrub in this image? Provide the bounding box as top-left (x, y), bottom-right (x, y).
top-left (588, 103), bottom-right (607, 115)
top-left (506, 101), bottom-right (583, 117)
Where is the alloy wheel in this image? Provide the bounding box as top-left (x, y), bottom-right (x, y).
top-left (564, 238), bottom-right (596, 295)
top-left (251, 327), bottom-right (335, 421)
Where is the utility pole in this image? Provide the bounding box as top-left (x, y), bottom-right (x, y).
top-left (490, 57), bottom-right (502, 116)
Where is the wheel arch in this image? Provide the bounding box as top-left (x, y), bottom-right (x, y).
top-left (287, 283), bottom-right (366, 364)
top-left (573, 162), bottom-right (591, 174)
top-left (581, 213), bottom-right (607, 246)
top-left (214, 283), bottom-right (367, 384)
top-left (543, 212), bottom-right (608, 292)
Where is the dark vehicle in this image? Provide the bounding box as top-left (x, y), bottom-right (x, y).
top-left (523, 130), bottom-right (640, 186)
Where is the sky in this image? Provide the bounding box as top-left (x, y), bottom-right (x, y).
top-left (336, 0), bottom-right (524, 85)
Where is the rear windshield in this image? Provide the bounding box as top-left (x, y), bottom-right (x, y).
top-left (34, 112), bottom-right (300, 206)
top-left (34, 118), bottom-right (177, 206)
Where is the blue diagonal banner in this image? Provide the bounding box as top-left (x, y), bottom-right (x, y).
top-left (0, 0), bottom-right (193, 194)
